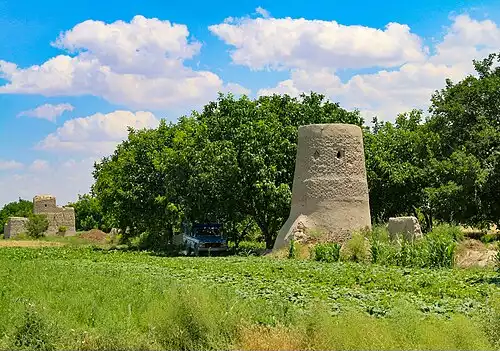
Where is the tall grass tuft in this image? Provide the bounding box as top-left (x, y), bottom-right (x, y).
top-left (341, 231), bottom-right (369, 263)
top-left (365, 224), bottom-right (459, 269)
top-left (238, 301), bottom-right (494, 351)
top-left (12, 303), bottom-right (55, 351)
top-left (152, 284), bottom-right (243, 351)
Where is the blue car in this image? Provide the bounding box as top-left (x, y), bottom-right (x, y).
top-left (182, 223), bottom-right (228, 256)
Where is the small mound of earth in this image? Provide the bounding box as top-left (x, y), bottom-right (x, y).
top-left (456, 239), bottom-right (497, 268)
top-left (79, 229), bottom-right (107, 243)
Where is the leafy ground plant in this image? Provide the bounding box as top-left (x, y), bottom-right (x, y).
top-left (0, 246), bottom-right (498, 350)
top-left (312, 243), bottom-right (341, 263)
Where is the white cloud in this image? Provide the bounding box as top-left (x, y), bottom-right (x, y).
top-left (255, 7), bottom-right (271, 19)
top-left (253, 14), bottom-right (500, 121)
top-left (209, 16), bottom-right (426, 71)
top-left (29, 159), bottom-right (50, 172)
top-left (221, 82), bottom-right (251, 96)
top-left (0, 160), bottom-right (23, 171)
top-left (0, 158), bottom-right (95, 206)
top-left (0, 16), bottom-right (246, 110)
top-left (17, 103), bottom-right (74, 122)
top-left (37, 110), bottom-right (160, 156)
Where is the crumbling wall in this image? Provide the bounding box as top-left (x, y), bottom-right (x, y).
top-left (4, 217), bottom-right (29, 239)
top-left (273, 123), bottom-right (371, 250)
top-left (388, 216), bottom-right (423, 242)
top-left (33, 195), bottom-right (76, 235)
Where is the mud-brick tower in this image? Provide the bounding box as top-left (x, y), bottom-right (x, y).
top-left (33, 194), bottom-right (76, 235)
top-left (273, 124), bottom-right (371, 250)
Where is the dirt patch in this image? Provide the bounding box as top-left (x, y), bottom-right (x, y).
top-left (456, 239), bottom-right (497, 268)
top-left (79, 229), bottom-right (108, 243)
top-left (0, 240), bottom-right (64, 248)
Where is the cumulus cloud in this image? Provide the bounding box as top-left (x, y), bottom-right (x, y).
top-left (0, 160), bottom-right (23, 171)
top-left (17, 103), bottom-right (74, 122)
top-left (251, 14), bottom-right (500, 121)
top-left (0, 16), bottom-right (246, 110)
top-left (37, 110), bottom-right (159, 156)
top-left (209, 16), bottom-right (426, 71)
top-left (0, 158), bottom-right (95, 206)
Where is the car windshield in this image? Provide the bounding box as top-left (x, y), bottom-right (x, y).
top-left (194, 227), bottom-right (221, 236)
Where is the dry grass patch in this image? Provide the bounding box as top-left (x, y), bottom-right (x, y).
top-left (456, 239), bottom-right (497, 268)
top-left (0, 240), bottom-right (64, 248)
top-left (237, 325), bottom-right (304, 351)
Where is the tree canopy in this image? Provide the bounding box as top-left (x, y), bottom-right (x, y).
top-left (87, 52), bottom-right (500, 250)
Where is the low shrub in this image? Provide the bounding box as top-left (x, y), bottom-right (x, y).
top-left (26, 214), bottom-right (49, 239)
top-left (481, 233), bottom-right (500, 244)
top-left (57, 226), bottom-right (67, 236)
top-left (230, 241), bottom-right (266, 256)
top-left (312, 243), bottom-right (341, 263)
top-left (341, 231), bottom-right (369, 263)
top-left (429, 223), bottom-right (464, 242)
top-left (364, 224), bottom-right (459, 269)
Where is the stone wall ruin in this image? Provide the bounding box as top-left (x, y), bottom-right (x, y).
top-left (273, 123), bottom-right (372, 250)
top-left (3, 217), bottom-right (29, 239)
top-left (33, 195), bottom-right (76, 235)
top-left (387, 216), bottom-right (423, 242)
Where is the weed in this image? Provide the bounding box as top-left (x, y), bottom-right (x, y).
top-left (312, 242), bottom-right (341, 263)
top-left (426, 228), bottom-right (456, 268)
top-left (342, 231), bottom-right (369, 263)
top-left (153, 285), bottom-right (241, 350)
top-left (230, 241), bottom-right (266, 256)
top-left (12, 303), bottom-right (55, 351)
top-left (57, 226), bottom-right (67, 236)
top-left (288, 239), bottom-right (297, 259)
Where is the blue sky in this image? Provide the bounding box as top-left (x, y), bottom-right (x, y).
top-left (0, 0), bottom-right (499, 206)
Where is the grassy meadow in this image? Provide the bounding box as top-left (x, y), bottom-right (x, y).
top-left (0, 241), bottom-right (499, 350)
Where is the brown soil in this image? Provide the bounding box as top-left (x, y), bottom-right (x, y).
top-left (456, 239), bottom-right (497, 268)
top-left (79, 229), bottom-right (108, 243)
top-left (0, 241), bottom-right (64, 248)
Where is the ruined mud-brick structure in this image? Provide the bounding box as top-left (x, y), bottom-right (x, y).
top-left (388, 216), bottom-right (423, 242)
top-left (33, 195), bottom-right (76, 235)
top-left (273, 124), bottom-right (371, 250)
top-left (3, 217), bottom-right (29, 239)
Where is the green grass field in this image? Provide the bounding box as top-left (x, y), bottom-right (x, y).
top-left (0, 245), bottom-right (499, 350)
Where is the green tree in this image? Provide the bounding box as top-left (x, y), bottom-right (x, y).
top-left (188, 92), bottom-right (363, 248)
top-left (0, 199), bottom-right (33, 234)
top-left (67, 194), bottom-right (110, 231)
top-left (426, 52), bottom-right (500, 228)
top-left (26, 214), bottom-right (49, 238)
top-left (93, 120), bottom-right (186, 248)
top-left (92, 92), bottom-right (363, 250)
top-left (364, 111), bottom-right (437, 230)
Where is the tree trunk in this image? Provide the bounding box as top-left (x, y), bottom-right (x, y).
top-left (256, 218), bottom-right (273, 249)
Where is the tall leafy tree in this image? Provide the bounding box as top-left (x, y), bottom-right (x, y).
top-left (0, 199), bottom-right (33, 234)
top-left (67, 194), bottom-right (110, 231)
top-left (426, 52), bottom-right (500, 228)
